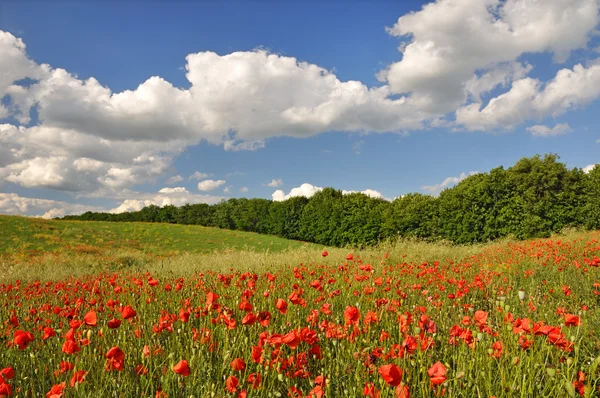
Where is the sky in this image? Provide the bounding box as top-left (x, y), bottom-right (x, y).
top-left (0, 0), bottom-right (599, 218)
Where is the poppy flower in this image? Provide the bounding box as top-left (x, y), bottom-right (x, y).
top-left (564, 314), bottom-right (581, 326)
top-left (275, 299), bottom-right (288, 314)
top-left (134, 364), bottom-right (149, 376)
top-left (46, 382), bottom-right (66, 398)
top-left (0, 368), bottom-right (14, 380)
top-left (322, 250), bottom-right (328, 257)
top-left (225, 375), bottom-right (239, 393)
top-left (121, 306), bottom-right (136, 320)
top-left (105, 346), bottom-right (125, 372)
top-left (378, 364), bottom-right (403, 387)
top-left (173, 360), bottom-right (190, 377)
top-left (395, 384), bottom-right (410, 398)
top-left (428, 362), bottom-right (447, 385)
top-left (231, 358), bottom-right (246, 371)
top-left (344, 306), bottom-right (360, 324)
top-left (42, 327), bottom-right (56, 339)
top-left (247, 373), bottom-right (261, 389)
top-left (61, 340), bottom-right (80, 355)
top-left (0, 382), bottom-right (12, 397)
top-left (491, 341), bottom-right (503, 358)
top-left (13, 330), bottom-right (34, 350)
top-left (70, 370), bottom-right (87, 387)
top-left (363, 382), bottom-right (381, 397)
top-left (346, 253), bottom-right (354, 261)
top-left (107, 318), bottom-right (121, 329)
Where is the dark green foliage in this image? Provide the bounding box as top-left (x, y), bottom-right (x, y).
top-left (61, 154), bottom-right (600, 247)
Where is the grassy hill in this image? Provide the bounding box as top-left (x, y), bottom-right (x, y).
top-left (0, 215), bottom-right (315, 273)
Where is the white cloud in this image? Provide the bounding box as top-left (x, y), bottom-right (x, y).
top-left (342, 189), bottom-right (389, 201)
top-left (266, 178), bottom-right (283, 187)
top-left (421, 171), bottom-right (480, 195)
top-left (380, 0), bottom-right (599, 114)
top-left (240, 187), bottom-right (249, 193)
top-left (158, 187), bottom-right (187, 194)
top-left (224, 139), bottom-right (266, 152)
top-left (457, 62), bottom-right (600, 130)
top-left (272, 183), bottom-right (390, 201)
top-left (109, 187), bottom-right (224, 213)
top-left (526, 123), bottom-right (573, 137)
top-left (189, 171), bottom-right (211, 181)
top-left (272, 183), bottom-right (323, 201)
top-left (0, 192), bottom-right (103, 218)
top-left (165, 175), bottom-right (183, 184)
top-left (583, 164), bottom-right (597, 173)
top-left (197, 179), bottom-right (226, 192)
top-left (465, 62), bottom-right (533, 102)
top-left (223, 186), bottom-right (232, 194)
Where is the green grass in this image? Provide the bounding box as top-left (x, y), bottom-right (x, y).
top-left (0, 214), bottom-right (314, 258)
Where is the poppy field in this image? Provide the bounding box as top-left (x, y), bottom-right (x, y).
top-left (2, 231), bottom-right (600, 397)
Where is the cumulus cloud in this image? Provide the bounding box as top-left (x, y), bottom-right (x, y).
top-left (109, 187), bottom-right (224, 213)
top-left (341, 189), bottom-right (389, 201)
top-left (421, 171), bottom-right (480, 195)
top-left (583, 164), bottom-right (597, 173)
top-left (272, 184), bottom-right (389, 201)
top-left (0, 192), bottom-right (103, 218)
top-left (197, 179), bottom-right (226, 192)
top-left (526, 123), bottom-right (573, 137)
top-left (272, 183), bottom-right (323, 201)
top-left (189, 171), bottom-right (211, 181)
top-left (266, 178), bottom-right (283, 187)
top-left (240, 187), bottom-right (249, 193)
top-left (165, 175), bottom-right (183, 184)
top-left (380, 0), bottom-right (599, 114)
top-left (457, 62), bottom-right (600, 130)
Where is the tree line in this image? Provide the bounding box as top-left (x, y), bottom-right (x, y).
top-left (61, 154), bottom-right (600, 246)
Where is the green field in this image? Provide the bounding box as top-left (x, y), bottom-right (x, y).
top-left (0, 215), bottom-right (314, 256)
top-left (0, 215), bottom-right (319, 281)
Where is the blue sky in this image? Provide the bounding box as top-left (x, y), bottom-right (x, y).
top-left (0, 0), bottom-right (599, 217)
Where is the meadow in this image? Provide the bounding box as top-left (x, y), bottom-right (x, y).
top-left (1, 216), bottom-right (600, 397)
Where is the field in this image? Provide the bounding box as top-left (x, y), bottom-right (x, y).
top-left (0, 215), bottom-right (314, 281)
top-left (1, 217), bottom-right (600, 397)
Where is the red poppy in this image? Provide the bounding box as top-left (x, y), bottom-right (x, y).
top-left (225, 375), bottom-right (239, 393)
top-left (491, 341), bottom-right (503, 358)
top-left (121, 306), bottom-right (137, 320)
top-left (275, 299), bottom-right (288, 314)
top-left (70, 370), bottom-right (87, 387)
top-left (231, 358), bottom-right (246, 371)
top-left (428, 362), bottom-right (447, 385)
top-left (173, 360), bottom-right (190, 377)
top-left (247, 373), bottom-right (261, 389)
top-left (105, 346), bottom-right (125, 372)
top-left (395, 385), bottom-right (410, 398)
top-left (363, 382), bottom-right (381, 397)
top-left (107, 318), bottom-right (121, 329)
top-left (564, 314), bottom-right (581, 326)
top-left (0, 368), bottom-right (14, 380)
top-left (344, 306), bottom-right (360, 324)
top-left (0, 382), bottom-right (12, 397)
top-left (322, 250), bottom-right (328, 257)
top-left (46, 382), bottom-right (66, 398)
top-left (346, 253), bottom-right (354, 261)
top-left (61, 340), bottom-right (80, 355)
top-left (378, 364), bottom-right (403, 387)
top-left (42, 327), bottom-right (56, 339)
top-left (13, 330), bottom-right (34, 350)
